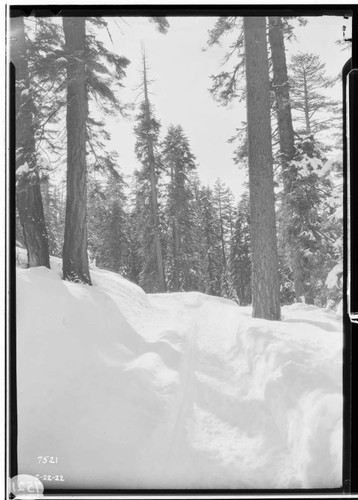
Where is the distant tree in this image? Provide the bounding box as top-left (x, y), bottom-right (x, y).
top-left (11, 16), bottom-right (50, 268)
top-left (127, 175), bottom-right (145, 285)
top-left (87, 172), bottom-right (131, 275)
top-left (162, 125), bottom-right (198, 291)
top-left (229, 192), bottom-right (251, 305)
top-left (133, 52), bottom-right (166, 292)
top-left (41, 175), bottom-right (64, 257)
top-left (288, 52), bottom-right (340, 138)
top-left (212, 179), bottom-right (237, 298)
top-left (190, 175), bottom-right (211, 292)
top-left (244, 16), bottom-right (281, 320)
top-left (199, 187), bottom-right (223, 296)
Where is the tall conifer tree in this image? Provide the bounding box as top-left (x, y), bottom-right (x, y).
top-left (133, 51), bottom-right (166, 292)
top-left (162, 125), bottom-right (197, 291)
top-left (62, 17), bottom-right (91, 284)
top-left (244, 16), bottom-right (281, 320)
top-left (11, 16), bottom-right (50, 268)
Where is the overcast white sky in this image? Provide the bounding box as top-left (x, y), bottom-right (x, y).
top-left (99, 15), bottom-right (350, 199)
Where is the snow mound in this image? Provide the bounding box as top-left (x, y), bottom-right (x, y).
top-left (17, 259), bottom-right (343, 489)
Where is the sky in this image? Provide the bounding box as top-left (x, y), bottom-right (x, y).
top-left (55, 14), bottom-right (349, 201)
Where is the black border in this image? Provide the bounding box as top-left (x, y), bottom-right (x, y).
top-left (8, 62), bottom-right (18, 492)
top-left (7, 4), bottom-right (356, 498)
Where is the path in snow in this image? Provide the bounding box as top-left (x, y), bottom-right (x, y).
top-left (145, 293), bottom-right (302, 489)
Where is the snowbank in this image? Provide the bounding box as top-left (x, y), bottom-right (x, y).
top-left (16, 255), bottom-right (343, 490)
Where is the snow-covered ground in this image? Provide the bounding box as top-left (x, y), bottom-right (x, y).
top-left (16, 250), bottom-right (343, 489)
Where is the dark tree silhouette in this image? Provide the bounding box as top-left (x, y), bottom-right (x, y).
top-left (11, 16), bottom-right (50, 268)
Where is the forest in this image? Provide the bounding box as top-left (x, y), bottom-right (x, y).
top-left (12, 13), bottom-right (348, 490)
top-left (12, 14), bottom-right (345, 320)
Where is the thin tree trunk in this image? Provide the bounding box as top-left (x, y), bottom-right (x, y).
top-left (244, 16), bottom-right (281, 321)
top-left (11, 16), bottom-right (50, 268)
top-left (303, 71), bottom-right (311, 134)
top-left (171, 165), bottom-right (180, 292)
top-left (268, 17), bottom-right (306, 302)
top-left (142, 53), bottom-right (167, 292)
top-left (62, 17), bottom-right (91, 284)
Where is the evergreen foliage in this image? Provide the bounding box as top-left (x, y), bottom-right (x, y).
top-left (162, 125), bottom-right (198, 291)
top-left (229, 192), bottom-right (251, 305)
top-left (133, 85), bottom-right (166, 292)
top-left (288, 52), bottom-right (340, 139)
top-left (12, 14), bottom-right (343, 309)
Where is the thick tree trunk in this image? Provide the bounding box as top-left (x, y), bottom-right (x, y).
top-left (244, 17), bottom-right (281, 321)
top-left (62, 17), bottom-right (91, 284)
top-left (142, 55), bottom-right (166, 292)
top-left (268, 17), bottom-right (306, 302)
top-left (11, 16), bottom-right (50, 268)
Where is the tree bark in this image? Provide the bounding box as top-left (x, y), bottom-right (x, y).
top-left (62, 17), bottom-right (91, 284)
top-left (268, 17), bottom-right (306, 302)
top-left (244, 16), bottom-right (281, 320)
top-left (142, 54), bottom-right (167, 292)
top-left (11, 16), bottom-right (50, 268)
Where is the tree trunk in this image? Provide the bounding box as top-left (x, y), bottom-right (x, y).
top-left (171, 165), bottom-right (180, 292)
top-left (244, 16), bottom-right (281, 320)
top-left (11, 16), bottom-right (50, 268)
top-left (62, 17), bottom-right (91, 284)
top-left (268, 17), bottom-right (306, 302)
top-left (303, 72), bottom-right (311, 134)
top-left (142, 54), bottom-right (167, 292)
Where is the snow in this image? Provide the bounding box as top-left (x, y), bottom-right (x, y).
top-left (331, 206), bottom-right (343, 221)
top-left (292, 154), bottom-right (324, 177)
top-left (36, 154), bottom-right (50, 170)
top-left (16, 162), bottom-right (30, 177)
top-left (326, 262), bottom-right (343, 289)
top-left (16, 250), bottom-right (343, 489)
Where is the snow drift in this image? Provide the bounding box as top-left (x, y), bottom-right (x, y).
top-left (16, 251), bottom-right (343, 489)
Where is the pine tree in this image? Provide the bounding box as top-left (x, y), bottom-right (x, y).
top-left (87, 172), bottom-right (130, 275)
top-left (207, 17), bottom-right (246, 106)
top-left (61, 17), bottom-right (131, 284)
top-left (281, 135), bottom-right (336, 304)
top-left (229, 192), bottom-right (251, 305)
top-left (268, 16), bottom-right (309, 302)
top-left (162, 125), bottom-right (198, 292)
top-left (212, 179), bottom-right (237, 298)
top-left (288, 52), bottom-right (340, 139)
top-left (41, 175), bottom-right (64, 257)
top-left (133, 52), bottom-right (166, 292)
top-left (244, 16), bottom-right (281, 320)
top-left (62, 17), bottom-right (91, 284)
top-left (199, 186), bottom-right (223, 296)
top-left (186, 175), bottom-right (213, 294)
top-left (103, 180), bottom-right (131, 276)
top-left (11, 15), bottom-right (50, 268)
